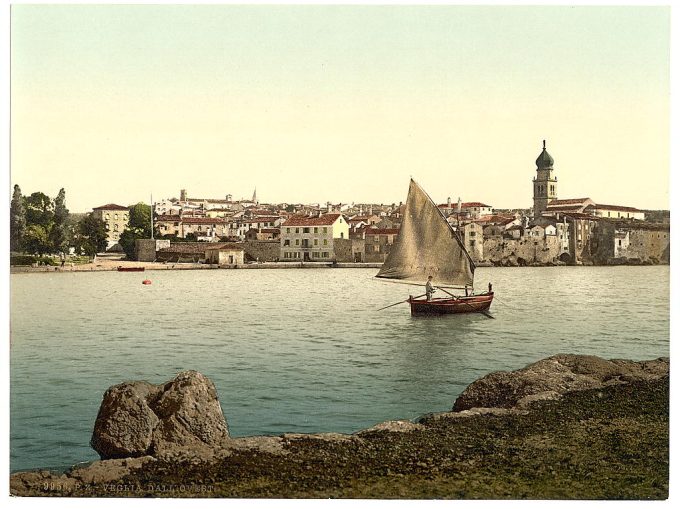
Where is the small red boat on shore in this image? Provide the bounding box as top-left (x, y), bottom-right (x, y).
top-left (117, 266), bottom-right (145, 272)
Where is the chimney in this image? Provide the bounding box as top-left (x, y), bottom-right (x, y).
top-left (180, 189), bottom-right (187, 202)
top-left (447, 197), bottom-right (451, 207)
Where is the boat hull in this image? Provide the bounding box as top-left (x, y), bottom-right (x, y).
top-left (408, 292), bottom-right (494, 316)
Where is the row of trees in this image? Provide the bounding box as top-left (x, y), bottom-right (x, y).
top-left (10, 185), bottom-right (109, 258)
top-left (11, 185), bottom-right (163, 260)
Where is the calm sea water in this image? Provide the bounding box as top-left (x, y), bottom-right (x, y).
top-left (10, 266), bottom-right (670, 473)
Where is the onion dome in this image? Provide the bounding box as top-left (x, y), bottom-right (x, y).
top-left (535, 140), bottom-right (554, 169)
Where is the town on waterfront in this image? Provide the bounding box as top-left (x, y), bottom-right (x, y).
top-left (9, 140), bottom-right (670, 273)
top-left (7, 3), bottom-right (671, 502)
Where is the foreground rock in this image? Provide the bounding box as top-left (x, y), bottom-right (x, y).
top-left (90, 371), bottom-right (230, 461)
top-left (452, 354), bottom-right (669, 411)
top-left (11, 355), bottom-right (669, 499)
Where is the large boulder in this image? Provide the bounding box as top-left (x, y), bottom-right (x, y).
top-left (91, 371), bottom-right (230, 460)
top-left (453, 354), bottom-right (669, 412)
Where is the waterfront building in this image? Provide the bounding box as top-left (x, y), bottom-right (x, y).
top-left (92, 203), bottom-right (129, 249)
top-left (205, 244), bottom-right (245, 265)
top-left (280, 213), bottom-right (349, 261)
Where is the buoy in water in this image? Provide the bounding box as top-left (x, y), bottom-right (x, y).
top-left (142, 279), bottom-right (152, 285)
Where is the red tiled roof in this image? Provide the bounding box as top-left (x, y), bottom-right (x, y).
top-left (546, 204), bottom-right (586, 211)
top-left (158, 242), bottom-right (233, 254)
top-left (590, 204), bottom-right (642, 213)
top-left (365, 228), bottom-right (400, 235)
top-left (472, 214), bottom-right (514, 224)
top-left (93, 204), bottom-right (128, 211)
top-left (242, 217), bottom-right (280, 223)
top-left (282, 213), bottom-right (342, 226)
top-left (204, 243), bottom-right (245, 251)
top-left (438, 202), bottom-right (491, 209)
top-left (156, 215), bottom-right (182, 222)
top-left (182, 217), bottom-right (227, 224)
top-left (547, 198), bottom-right (591, 206)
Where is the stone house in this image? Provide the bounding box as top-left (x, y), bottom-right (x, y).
top-left (205, 244), bottom-right (245, 266)
top-left (458, 223), bottom-right (484, 261)
top-left (181, 217), bottom-right (229, 240)
top-left (92, 204), bottom-right (129, 249)
top-left (155, 215), bottom-right (182, 237)
top-left (245, 228), bottom-right (280, 241)
top-left (364, 228), bottom-right (400, 263)
top-left (156, 242), bottom-right (234, 263)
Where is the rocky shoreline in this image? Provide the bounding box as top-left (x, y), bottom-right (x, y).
top-left (10, 354), bottom-right (669, 499)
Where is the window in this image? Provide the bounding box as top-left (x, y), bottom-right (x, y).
top-left (105, 214), bottom-right (110, 220)
top-left (323, 227), bottom-right (328, 234)
top-left (314, 227), bottom-right (318, 234)
top-left (322, 252), bottom-right (329, 258)
top-left (314, 239), bottom-right (318, 246)
top-left (114, 214), bottom-right (119, 220)
top-left (323, 239), bottom-right (328, 246)
top-left (113, 224), bottom-right (119, 232)
top-left (295, 239), bottom-right (300, 246)
top-left (340, 233), bottom-right (344, 239)
top-left (313, 252), bottom-right (319, 258)
top-left (295, 228), bottom-right (300, 234)
top-left (287, 228), bottom-right (291, 233)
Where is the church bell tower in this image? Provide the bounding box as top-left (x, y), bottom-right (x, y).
top-left (533, 140), bottom-right (557, 217)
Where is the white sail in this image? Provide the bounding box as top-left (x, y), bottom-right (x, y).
top-left (376, 179), bottom-right (475, 288)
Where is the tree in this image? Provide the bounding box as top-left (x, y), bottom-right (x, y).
top-left (22, 224), bottom-right (51, 255)
top-left (129, 202), bottom-right (153, 236)
top-left (24, 192), bottom-right (54, 229)
top-left (10, 184), bottom-right (26, 252)
top-left (49, 188), bottom-right (69, 253)
top-left (76, 213), bottom-right (108, 258)
top-left (119, 202), bottom-right (158, 260)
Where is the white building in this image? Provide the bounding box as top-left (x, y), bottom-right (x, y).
top-left (280, 213), bottom-right (349, 261)
top-left (585, 204), bottom-right (645, 221)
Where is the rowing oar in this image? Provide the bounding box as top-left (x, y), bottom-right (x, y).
top-left (436, 286), bottom-right (495, 319)
top-left (376, 293), bottom-right (426, 311)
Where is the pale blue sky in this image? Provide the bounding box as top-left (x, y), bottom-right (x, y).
top-left (10, 4), bottom-right (670, 211)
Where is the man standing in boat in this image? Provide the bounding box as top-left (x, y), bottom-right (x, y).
top-left (425, 276), bottom-right (435, 301)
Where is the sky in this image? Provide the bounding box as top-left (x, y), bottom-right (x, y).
top-left (8, 3), bottom-right (671, 212)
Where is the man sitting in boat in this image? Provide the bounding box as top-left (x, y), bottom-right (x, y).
top-left (426, 276), bottom-right (435, 301)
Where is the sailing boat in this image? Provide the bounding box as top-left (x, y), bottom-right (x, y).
top-left (376, 179), bottom-right (494, 316)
